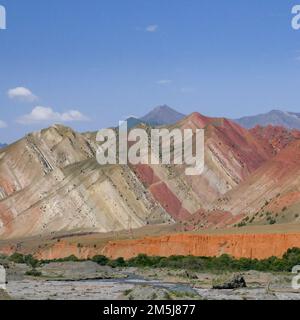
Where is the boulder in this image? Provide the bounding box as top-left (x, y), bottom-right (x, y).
top-left (213, 274), bottom-right (247, 289)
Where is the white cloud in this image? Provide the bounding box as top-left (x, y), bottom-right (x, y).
top-left (17, 106), bottom-right (89, 125)
top-left (8, 87), bottom-right (38, 102)
top-left (146, 25), bottom-right (158, 32)
top-left (0, 120), bottom-right (7, 128)
top-left (156, 79), bottom-right (172, 85)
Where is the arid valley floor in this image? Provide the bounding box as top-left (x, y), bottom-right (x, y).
top-left (1, 110), bottom-right (300, 300)
top-left (1, 259), bottom-right (300, 300)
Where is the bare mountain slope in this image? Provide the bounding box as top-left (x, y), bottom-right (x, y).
top-left (213, 139), bottom-right (300, 224)
top-left (0, 125), bottom-right (97, 199)
top-left (133, 113), bottom-right (273, 227)
top-left (1, 112), bottom-right (297, 240)
top-left (0, 126), bottom-right (170, 239)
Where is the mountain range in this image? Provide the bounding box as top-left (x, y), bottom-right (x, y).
top-left (0, 143), bottom-right (7, 149)
top-left (1, 107), bottom-right (300, 241)
top-left (134, 106), bottom-right (300, 130)
top-left (235, 110), bottom-right (300, 129)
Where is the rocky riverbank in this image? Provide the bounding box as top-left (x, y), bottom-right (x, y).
top-left (0, 259), bottom-right (299, 300)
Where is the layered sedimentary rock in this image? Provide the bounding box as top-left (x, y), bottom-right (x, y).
top-left (0, 125), bottom-right (97, 199)
top-left (1, 113), bottom-right (300, 241)
top-left (0, 125), bottom-right (170, 239)
top-left (132, 113), bottom-right (272, 225)
top-left (214, 139), bottom-right (300, 223)
top-left (21, 232), bottom-right (300, 260)
top-left (102, 233), bottom-right (300, 260)
top-left (250, 125), bottom-right (300, 156)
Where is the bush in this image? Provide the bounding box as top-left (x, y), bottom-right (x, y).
top-left (124, 289), bottom-right (133, 296)
top-left (62, 255), bottom-right (79, 262)
top-left (41, 255), bottom-right (80, 264)
top-left (9, 253), bottom-right (25, 264)
top-left (92, 255), bottom-right (109, 266)
top-left (25, 269), bottom-right (42, 277)
top-left (237, 222), bottom-right (246, 227)
top-left (24, 254), bottom-right (39, 268)
top-left (282, 247), bottom-right (300, 271)
top-left (124, 249), bottom-right (300, 273)
top-left (9, 247), bottom-right (300, 273)
top-left (9, 253), bottom-right (39, 268)
top-left (109, 257), bottom-right (126, 268)
top-left (127, 254), bottom-right (163, 267)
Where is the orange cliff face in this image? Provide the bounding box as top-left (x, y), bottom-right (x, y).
top-left (101, 233), bottom-right (300, 260)
top-left (17, 232), bottom-right (300, 261)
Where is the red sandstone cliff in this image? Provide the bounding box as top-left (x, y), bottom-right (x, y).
top-left (25, 232), bottom-right (300, 260)
top-left (102, 233), bottom-right (300, 260)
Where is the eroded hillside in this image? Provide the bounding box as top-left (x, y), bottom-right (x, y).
top-left (0, 125), bottom-right (170, 239)
top-left (1, 116), bottom-right (300, 241)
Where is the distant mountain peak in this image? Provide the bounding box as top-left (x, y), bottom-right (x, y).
top-left (140, 105), bottom-right (185, 126)
top-left (235, 109), bottom-right (300, 130)
top-left (152, 104), bottom-right (174, 111)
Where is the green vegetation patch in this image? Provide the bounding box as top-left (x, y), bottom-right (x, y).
top-left (8, 247), bottom-right (300, 273)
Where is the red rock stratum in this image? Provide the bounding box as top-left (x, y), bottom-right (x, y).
top-left (22, 231), bottom-right (300, 260)
top-left (102, 233), bottom-right (300, 260)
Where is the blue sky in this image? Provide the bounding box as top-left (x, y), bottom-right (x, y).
top-left (0, 0), bottom-right (300, 142)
